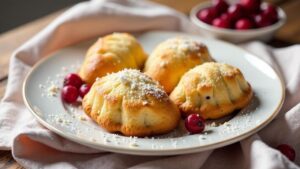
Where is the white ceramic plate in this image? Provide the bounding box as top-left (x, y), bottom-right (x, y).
top-left (23, 31), bottom-right (285, 156)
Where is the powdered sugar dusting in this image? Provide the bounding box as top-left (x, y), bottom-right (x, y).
top-left (47, 84), bottom-right (59, 96)
top-left (104, 69), bottom-right (168, 101)
top-left (164, 37), bottom-right (205, 55)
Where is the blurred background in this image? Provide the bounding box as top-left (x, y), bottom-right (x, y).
top-left (0, 0), bottom-right (203, 34)
top-left (0, 0), bottom-right (299, 42)
top-left (0, 0), bottom-right (87, 33)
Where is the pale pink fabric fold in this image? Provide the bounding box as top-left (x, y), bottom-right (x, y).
top-left (0, 0), bottom-right (299, 168)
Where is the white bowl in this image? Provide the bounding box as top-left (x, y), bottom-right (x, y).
top-left (190, 2), bottom-right (286, 43)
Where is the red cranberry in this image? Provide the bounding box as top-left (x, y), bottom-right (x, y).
top-left (276, 144), bottom-right (296, 161)
top-left (185, 114), bottom-right (205, 134)
top-left (63, 73), bottom-right (83, 89)
top-left (254, 13), bottom-right (273, 27)
top-left (228, 4), bottom-right (244, 21)
top-left (240, 0), bottom-right (261, 13)
top-left (62, 85), bottom-right (79, 103)
top-left (79, 84), bottom-right (91, 98)
top-left (220, 13), bottom-right (233, 23)
top-left (212, 0), bottom-right (229, 13)
top-left (235, 18), bottom-right (253, 29)
top-left (197, 7), bottom-right (218, 24)
top-left (262, 3), bottom-right (278, 22)
top-left (212, 18), bottom-right (230, 28)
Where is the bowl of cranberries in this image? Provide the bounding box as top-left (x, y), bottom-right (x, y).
top-left (190, 0), bottom-right (286, 43)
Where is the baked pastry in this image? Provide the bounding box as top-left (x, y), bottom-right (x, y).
top-left (144, 37), bottom-right (213, 93)
top-left (82, 69), bottom-right (180, 136)
top-left (170, 62), bottom-right (253, 119)
top-left (79, 33), bottom-right (147, 85)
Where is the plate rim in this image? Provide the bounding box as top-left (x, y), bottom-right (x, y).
top-left (22, 30), bottom-right (285, 156)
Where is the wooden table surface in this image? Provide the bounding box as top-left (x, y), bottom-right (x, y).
top-left (0, 0), bottom-right (299, 168)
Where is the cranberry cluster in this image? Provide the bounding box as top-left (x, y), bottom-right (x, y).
top-left (62, 73), bottom-right (91, 103)
top-left (197, 0), bottom-right (279, 30)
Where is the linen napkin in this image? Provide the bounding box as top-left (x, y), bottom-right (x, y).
top-left (0, 0), bottom-right (299, 168)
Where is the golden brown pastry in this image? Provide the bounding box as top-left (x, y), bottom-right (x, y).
top-left (144, 37), bottom-right (213, 93)
top-left (170, 62), bottom-right (253, 119)
top-left (82, 69), bottom-right (180, 137)
top-left (79, 33), bottom-right (147, 85)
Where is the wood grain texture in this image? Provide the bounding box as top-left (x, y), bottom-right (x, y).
top-left (0, 0), bottom-right (299, 168)
top-left (0, 151), bottom-right (24, 169)
top-left (152, 0), bottom-right (203, 14)
top-left (275, 0), bottom-right (300, 43)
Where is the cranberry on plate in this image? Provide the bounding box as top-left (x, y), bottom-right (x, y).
top-left (276, 144), bottom-right (296, 161)
top-left (63, 73), bottom-right (83, 89)
top-left (62, 85), bottom-right (79, 103)
top-left (185, 114), bottom-right (205, 134)
top-left (79, 84), bottom-right (91, 98)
